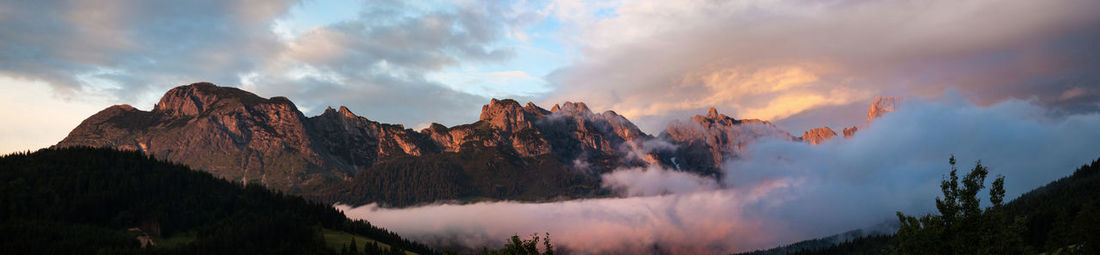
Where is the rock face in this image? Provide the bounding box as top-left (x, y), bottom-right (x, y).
top-left (800, 96), bottom-right (900, 142)
top-left (842, 126), bottom-right (859, 138)
top-left (658, 107), bottom-right (796, 174)
top-left (424, 98), bottom-right (552, 156)
top-left (867, 96), bottom-right (900, 123)
top-left (58, 82), bottom-right (899, 205)
top-left (420, 99), bottom-right (646, 165)
top-left (308, 105), bottom-right (435, 169)
top-left (58, 83), bottom-right (446, 192)
top-left (58, 83), bottom-right (650, 195)
top-left (802, 126), bottom-right (838, 145)
top-left (59, 83), bottom-right (326, 191)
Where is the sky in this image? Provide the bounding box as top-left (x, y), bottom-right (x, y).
top-left (1, 0), bottom-right (1099, 154)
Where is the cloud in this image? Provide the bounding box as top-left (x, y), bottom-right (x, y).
top-left (600, 165), bottom-right (719, 197)
top-left (340, 96), bottom-right (1100, 254)
top-left (543, 0), bottom-right (1100, 133)
top-left (243, 0), bottom-right (522, 125)
top-left (0, 0), bottom-right (294, 103)
top-left (338, 190), bottom-right (776, 255)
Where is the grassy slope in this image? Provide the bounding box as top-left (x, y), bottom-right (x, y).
top-left (322, 229), bottom-right (418, 255)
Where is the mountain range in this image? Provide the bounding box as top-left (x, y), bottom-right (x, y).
top-left (56, 82), bottom-right (896, 206)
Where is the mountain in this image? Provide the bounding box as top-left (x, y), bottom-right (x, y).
top-left (794, 96), bottom-right (901, 144)
top-left (657, 107), bottom-right (796, 176)
top-left (56, 84), bottom-right (653, 196)
top-left (0, 147), bottom-right (434, 255)
top-left (801, 127), bottom-right (838, 145)
top-left (57, 82), bottom-right (891, 206)
top-left (58, 83), bottom-right (339, 193)
top-left (866, 96), bottom-right (899, 123)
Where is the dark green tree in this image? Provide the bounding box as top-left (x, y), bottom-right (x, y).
top-left (0, 147), bottom-right (437, 255)
top-left (895, 156), bottom-right (1025, 254)
top-left (486, 233), bottom-right (554, 255)
top-left (388, 246), bottom-right (405, 255)
top-left (542, 233), bottom-right (553, 255)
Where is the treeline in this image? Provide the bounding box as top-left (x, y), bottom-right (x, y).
top-left (339, 238), bottom-right (407, 255)
top-left (318, 145), bottom-right (604, 207)
top-left (734, 229), bottom-right (894, 255)
top-left (782, 235), bottom-right (894, 255)
top-left (0, 147), bottom-right (434, 254)
top-left (451, 233), bottom-right (556, 255)
top-left (1003, 156), bottom-right (1100, 253)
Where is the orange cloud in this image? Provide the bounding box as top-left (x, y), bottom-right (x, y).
top-left (608, 64), bottom-right (869, 127)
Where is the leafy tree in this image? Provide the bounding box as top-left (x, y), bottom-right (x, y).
top-left (894, 155), bottom-right (1024, 254)
top-left (484, 233), bottom-right (555, 255)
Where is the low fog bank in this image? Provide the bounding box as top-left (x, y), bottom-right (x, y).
top-left (601, 165), bottom-right (721, 196)
top-left (339, 96), bottom-right (1100, 254)
top-left (338, 190), bottom-right (771, 254)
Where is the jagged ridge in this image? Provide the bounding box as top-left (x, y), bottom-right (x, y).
top-left (57, 82), bottom-right (896, 206)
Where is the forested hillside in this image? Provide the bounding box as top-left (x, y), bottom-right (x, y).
top-left (736, 156), bottom-right (1100, 255)
top-left (1003, 157), bottom-right (1100, 253)
top-left (0, 147), bottom-right (434, 255)
top-left (316, 144), bottom-right (606, 207)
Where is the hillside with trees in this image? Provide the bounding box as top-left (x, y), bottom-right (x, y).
top-left (315, 144), bottom-right (606, 207)
top-left (0, 147), bottom-right (434, 255)
top-left (737, 156), bottom-right (1100, 255)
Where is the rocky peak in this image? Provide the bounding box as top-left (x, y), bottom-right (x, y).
top-left (338, 106), bottom-right (356, 118)
top-left (113, 104), bottom-right (137, 111)
top-left (681, 107), bottom-right (779, 131)
top-left (320, 106), bottom-right (361, 119)
top-left (596, 110), bottom-right (645, 141)
top-left (802, 126), bottom-right (838, 145)
top-left (557, 101), bottom-right (592, 116)
top-left (64, 104), bottom-right (148, 132)
top-left (524, 102), bottom-right (541, 111)
top-left (425, 123), bottom-right (448, 133)
top-left (479, 98), bottom-right (541, 133)
top-left (867, 96), bottom-right (899, 123)
top-left (153, 82), bottom-right (290, 118)
top-left (154, 82), bottom-right (219, 117)
top-left (661, 107), bottom-right (794, 172)
top-left (842, 126), bottom-right (859, 138)
top-left (802, 96), bottom-right (896, 141)
top-left (479, 98), bottom-right (523, 120)
top-left (547, 102), bottom-right (643, 140)
top-left (689, 107), bottom-right (768, 129)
